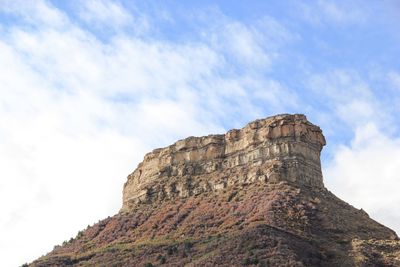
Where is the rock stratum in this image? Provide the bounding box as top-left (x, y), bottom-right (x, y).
top-left (31, 114), bottom-right (400, 267)
top-left (122, 114), bottom-right (325, 212)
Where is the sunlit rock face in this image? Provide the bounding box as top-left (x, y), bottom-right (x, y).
top-left (121, 114), bottom-right (326, 212)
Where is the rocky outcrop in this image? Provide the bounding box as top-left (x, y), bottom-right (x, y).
top-left (30, 114), bottom-right (400, 267)
top-left (122, 114), bottom-right (326, 212)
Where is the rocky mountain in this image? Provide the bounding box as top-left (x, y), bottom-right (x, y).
top-left (30, 114), bottom-right (400, 266)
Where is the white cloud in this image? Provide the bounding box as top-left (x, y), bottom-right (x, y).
top-left (197, 9), bottom-right (297, 71)
top-left (251, 79), bottom-right (299, 111)
top-left (0, 0), bottom-right (69, 28)
top-left (79, 0), bottom-right (132, 25)
top-left (76, 0), bottom-right (150, 33)
top-left (297, 0), bottom-right (367, 26)
top-left (325, 123), bottom-right (400, 235)
top-left (307, 70), bottom-right (395, 134)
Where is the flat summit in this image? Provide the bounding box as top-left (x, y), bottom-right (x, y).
top-left (31, 114), bottom-right (400, 266)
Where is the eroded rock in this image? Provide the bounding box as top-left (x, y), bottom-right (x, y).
top-left (121, 114), bottom-right (326, 212)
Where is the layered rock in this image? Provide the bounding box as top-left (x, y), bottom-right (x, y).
top-left (122, 114), bottom-right (326, 212)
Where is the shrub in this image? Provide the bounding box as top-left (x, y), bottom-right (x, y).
top-left (157, 254), bottom-right (166, 264)
top-left (167, 245), bottom-right (177, 255)
top-left (76, 230), bottom-right (84, 239)
top-left (183, 241), bottom-right (193, 250)
top-left (242, 256), bottom-right (259, 265)
top-left (160, 256), bottom-right (166, 264)
top-left (259, 260), bottom-right (269, 267)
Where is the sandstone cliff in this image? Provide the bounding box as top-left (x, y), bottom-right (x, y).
top-left (122, 114), bottom-right (325, 212)
top-left (30, 114), bottom-right (400, 267)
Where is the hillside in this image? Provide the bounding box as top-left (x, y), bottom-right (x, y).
top-left (30, 114), bottom-right (400, 266)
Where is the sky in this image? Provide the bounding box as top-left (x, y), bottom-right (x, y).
top-left (0, 0), bottom-right (399, 266)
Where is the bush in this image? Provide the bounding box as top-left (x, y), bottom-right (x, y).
top-left (259, 260), bottom-right (269, 267)
top-left (144, 263), bottom-right (154, 267)
top-left (157, 254), bottom-right (166, 264)
top-left (183, 241), bottom-right (193, 250)
top-left (76, 230), bottom-right (84, 239)
top-left (167, 245), bottom-right (178, 255)
top-left (242, 256), bottom-right (259, 265)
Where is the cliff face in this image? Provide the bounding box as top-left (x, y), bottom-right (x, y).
top-left (122, 114), bottom-right (325, 211)
top-left (31, 114), bottom-right (400, 267)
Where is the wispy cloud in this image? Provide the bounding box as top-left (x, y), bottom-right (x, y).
top-left (76, 0), bottom-right (150, 34)
top-left (296, 0), bottom-right (368, 26)
top-left (0, 0), bottom-right (68, 28)
top-left (78, 0), bottom-right (133, 26)
top-left (306, 69), bottom-right (396, 138)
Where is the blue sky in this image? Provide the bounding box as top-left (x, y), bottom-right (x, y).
top-left (1, 1), bottom-right (400, 265)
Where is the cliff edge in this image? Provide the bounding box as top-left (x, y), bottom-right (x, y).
top-left (122, 114), bottom-right (325, 212)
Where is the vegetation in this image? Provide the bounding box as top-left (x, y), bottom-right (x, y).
top-left (29, 183), bottom-right (400, 266)
top-left (156, 254), bottom-right (166, 264)
top-left (242, 256), bottom-right (259, 265)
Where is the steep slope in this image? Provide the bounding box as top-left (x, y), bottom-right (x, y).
top-left (30, 114), bottom-right (400, 267)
